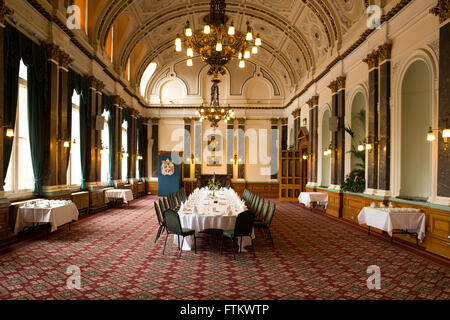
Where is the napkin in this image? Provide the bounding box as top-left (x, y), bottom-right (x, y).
top-left (226, 205), bottom-right (233, 216)
top-left (370, 202), bottom-right (376, 208)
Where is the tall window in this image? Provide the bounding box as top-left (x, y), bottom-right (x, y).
top-left (136, 132), bottom-right (140, 181)
top-left (101, 111), bottom-right (110, 184)
top-left (67, 92), bottom-right (82, 186)
top-left (122, 121), bottom-right (128, 181)
top-left (4, 60), bottom-right (35, 194)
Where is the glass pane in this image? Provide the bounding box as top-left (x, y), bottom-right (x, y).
top-left (17, 84), bottom-right (34, 191)
top-left (101, 119), bottom-right (109, 183)
top-left (71, 104), bottom-right (82, 185)
top-left (19, 60), bottom-right (27, 80)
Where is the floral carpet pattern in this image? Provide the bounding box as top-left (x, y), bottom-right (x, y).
top-left (0, 195), bottom-right (448, 300)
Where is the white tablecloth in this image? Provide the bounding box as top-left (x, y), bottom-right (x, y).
top-left (105, 189), bottom-right (134, 203)
top-left (298, 192), bottom-right (328, 209)
top-left (176, 188), bottom-right (254, 251)
top-left (357, 207), bottom-right (426, 241)
top-left (15, 202), bottom-right (79, 234)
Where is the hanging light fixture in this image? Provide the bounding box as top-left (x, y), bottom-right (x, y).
top-left (197, 78), bottom-right (234, 128)
top-left (175, 0), bottom-right (261, 77)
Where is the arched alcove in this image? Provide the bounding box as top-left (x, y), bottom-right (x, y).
top-left (400, 60), bottom-right (432, 200)
top-left (321, 109), bottom-right (331, 187)
top-left (160, 80), bottom-right (186, 105)
top-left (350, 91), bottom-right (366, 171)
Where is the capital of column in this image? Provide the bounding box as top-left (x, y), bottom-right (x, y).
top-left (430, 0), bottom-right (450, 24)
top-left (328, 80), bottom-right (339, 94)
top-left (306, 95), bottom-right (319, 108)
top-left (291, 108), bottom-right (301, 118)
top-left (151, 117), bottom-right (160, 125)
top-left (271, 118), bottom-right (280, 126)
top-left (363, 50), bottom-right (379, 69)
top-left (377, 43), bottom-right (392, 63)
top-left (237, 118), bottom-right (246, 125)
top-left (336, 76), bottom-right (346, 91)
top-left (42, 43), bottom-right (61, 63)
top-left (112, 95), bottom-right (126, 108)
top-left (281, 118), bottom-right (288, 125)
top-left (87, 76), bottom-right (105, 92)
top-left (0, 1), bottom-right (14, 27)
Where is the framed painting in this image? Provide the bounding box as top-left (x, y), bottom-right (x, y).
top-left (207, 134), bottom-right (222, 152)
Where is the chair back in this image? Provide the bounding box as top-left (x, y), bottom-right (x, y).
top-left (251, 194), bottom-right (259, 210)
top-left (266, 203), bottom-right (276, 226)
top-left (176, 191), bottom-right (183, 204)
top-left (159, 198), bottom-right (166, 212)
top-left (154, 202), bottom-right (163, 225)
top-left (256, 198), bottom-right (264, 217)
top-left (233, 210), bottom-right (255, 237)
top-left (163, 197), bottom-right (170, 211)
top-left (163, 209), bottom-right (183, 235)
top-left (180, 188), bottom-right (187, 201)
top-left (261, 200), bottom-right (270, 221)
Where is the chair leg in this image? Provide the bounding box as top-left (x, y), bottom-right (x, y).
top-left (154, 225), bottom-right (163, 243)
top-left (220, 236), bottom-right (224, 255)
top-left (240, 236), bottom-right (243, 254)
top-left (266, 227), bottom-right (274, 247)
top-left (162, 233), bottom-right (169, 255)
top-left (179, 237), bottom-right (185, 258)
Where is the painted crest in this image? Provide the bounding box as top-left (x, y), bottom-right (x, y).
top-left (161, 159), bottom-right (174, 176)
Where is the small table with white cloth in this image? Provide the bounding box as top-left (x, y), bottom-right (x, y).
top-left (105, 189), bottom-right (134, 204)
top-left (176, 188), bottom-right (253, 251)
top-left (298, 192), bottom-right (328, 209)
top-left (357, 206), bottom-right (426, 245)
top-left (14, 199), bottom-right (79, 239)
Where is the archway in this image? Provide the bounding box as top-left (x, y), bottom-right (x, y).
top-left (321, 109), bottom-right (331, 187)
top-left (400, 60), bottom-right (432, 200)
top-left (350, 91), bottom-right (366, 171)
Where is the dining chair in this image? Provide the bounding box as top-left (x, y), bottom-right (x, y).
top-left (154, 202), bottom-right (166, 243)
top-left (254, 203), bottom-right (276, 247)
top-left (255, 200), bottom-right (270, 223)
top-left (220, 210), bottom-right (255, 260)
top-left (163, 197), bottom-right (170, 211)
top-left (250, 194), bottom-right (259, 210)
top-left (255, 198), bottom-right (264, 219)
top-left (159, 198), bottom-right (166, 213)
top-left (167, 194), bottom-right (175, 208)
top-left (162, 209), bottom-right (197, 258)
top-left (176, 191), bottom-right (183, 204)
top-left (180, 188), bottom-right (187, 202)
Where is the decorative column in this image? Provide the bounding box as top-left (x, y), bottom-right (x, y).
top-left (307, 96), bottom-right (319, 184)
top-left (0, 1), bottom-right (14, 241)
top-left (363, 50), bottom-right (379, 190)
top-left (328, 80), bottom-right (339, 186)
top-left (85, 76), bottom-right (105, 189)
top-left (431, 2), bottom-right (450, 198)
top-left (281, 118), bottom-right (288, 150)
top-left (336, 76), bottom-right (346, 186)
top-left (112, 96), bottom-right (125, 183)
top-left (377, 43), bottom-right (392, 192)
top-left (237, 118), bottom-right (246, 179)
top-left (226, 122), bottom-right (234, 177)
top-left (142, 117), bottom-right (149, 179)
top-left (271, 119), bottom-right (280, 180)
top-left (183, 118), bottom-right (192, 179)
top-left (129, 108), bottom-right (139, 180)
top-left (151, 118), bottom-right (159, 178)
top-left (292, 108), bottom-right (301, 149)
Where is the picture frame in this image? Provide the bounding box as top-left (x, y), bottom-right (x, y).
top-left (207, 134), bottom-right (222, 152)
top-left (207, 156), bottom-right (222, 166)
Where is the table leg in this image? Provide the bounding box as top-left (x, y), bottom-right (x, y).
top-left (368, 226), bottom-right (371, 235)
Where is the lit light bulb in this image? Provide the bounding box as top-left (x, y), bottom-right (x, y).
top-left (228, 25), bottom-right (235, 35)
top-left (255, 34), bottom-right (261, 46)
top-left (239, 60), bottom-right (245, 68)
top-left (252, 46), bottom-right (258, 54)
top-left (64, 141), bottom-right (70, 148)
top-left (187, 58), bottom-right (193, 67)
top-left (187, 47), bottom-right (193, 57)
top-left (6, 129), bottom-right (14, 137)
top-left (176, 45), bottom-right (182, 52)
top-left (201, 108), bottom-right (204, 113)
top-left (185, 27), bottom-right (192, 37)
top-left (211, 108), bottom-right (214, 112)
top-left (204, 25), bottom-right (210, 34)
top-left (215, 115), bottom-right (219, 119)
top-left (175, 37), bottom-right (181, 47)
top-left (365, 143), bottom-right (372, 150)
top-left (246, 32), bottom-right (253, 41)
top-left (216, 42), bottom-right (222, 52)
top-left (443, 128), bottom-right (450, 138)
top-left (221, 109), bottom-right (225, 113)
top-left (244, 50), bottom-right (250, 59)
top-left (358, 144), bottom-right (365, 151)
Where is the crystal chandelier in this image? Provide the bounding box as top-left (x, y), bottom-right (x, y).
top-left (175, 0), bottom-right (262, 77)
top-left (196, 78), bottom-right (234, 128)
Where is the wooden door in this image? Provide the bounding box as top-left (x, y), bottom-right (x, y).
top-left (279, 150), bottom-right (302, 202)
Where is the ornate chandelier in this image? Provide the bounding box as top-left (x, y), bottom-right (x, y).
top-left (175, 0), bottom-right (262, 77)
top-left (196, 78), bottom-right (234, 128)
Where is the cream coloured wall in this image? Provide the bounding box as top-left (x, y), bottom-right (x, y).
top-left (244, 120), bottom-right (273, 182)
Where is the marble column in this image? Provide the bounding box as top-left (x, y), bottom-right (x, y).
top-left (377, 44), bottom-right (392, 192)
top-left (307, 96), bottom-right (319, 183)
top-left (431, 2), bottom-right (450, 197)
top-left (271, 119), bottom-right (280, 180)
top-left (292, 109), bottom-right (301, 149)
top-left (363, 51), bottom-right (379, 190)
top-left (129, 108), bottom-right (138, 180)
top-left (281, 118), bottom-right (288, 150)
top-left (328, 80), bottom-right (339, 185)
top-left (151, 118), bottom-right (159, 178)
top-left (112, 96), bottom-right (125, 183)
top-left (183, 118), bottom-right (192, 179)
top-left (226, 123), bottom-right (234, 177)
top-left (337, 77), bottom-right (346, 186)
top-left (142, 118), bottom-right (149, 179)
top-left (237, 118), bottom-right (246, 179)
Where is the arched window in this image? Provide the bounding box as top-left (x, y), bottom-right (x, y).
top-left (122, 121), bottom-right (128, 181)
top-left (101, 110), bottom-right (110, 184)
top-left (67, 91), bottom-right (82, 186)
top-left (400, 60), bottom-right (432, 200)
top-left (4, 60), bottom-right (35, 194)
top-left (140, 62), bottom-right (157, 98)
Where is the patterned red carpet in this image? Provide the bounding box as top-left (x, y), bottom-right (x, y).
top-left (0, 195), bottom-right (448, 300)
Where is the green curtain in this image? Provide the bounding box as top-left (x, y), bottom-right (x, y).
top-left (21, 33), bottom-right (48, 195)
top-left (137, 118), bottom-right (144, 182)
top-left (102, 94), bottom-right (115, 186)
top-left (2, 25), bottom-right (21, 191)
top-left (123, 108), bottom-right (132, 180)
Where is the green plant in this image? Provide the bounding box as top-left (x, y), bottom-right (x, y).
top-left (207, 178), bottom-right (221, 190)
top-left (341, 169), bottom-right (365, 193)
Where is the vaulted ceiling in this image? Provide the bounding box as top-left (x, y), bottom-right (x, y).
top-left (74, 0), bottom-right (395, 105)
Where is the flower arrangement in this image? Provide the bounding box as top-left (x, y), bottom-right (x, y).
top-left (341, 169), bottom-right (365, 193)
top-left (207, 177), bottom-right (221, 191)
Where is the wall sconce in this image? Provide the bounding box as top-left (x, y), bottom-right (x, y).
top-left (427, 113), bottom-right (450, 150)
top-left (100, 143), bottom-right (109, 154)
top-left (302, 118), bottom-right (307, 126)
top-left (302, 153), bottom-right (309, 160)
top-left (6, 128), bottom-right (14, 137)
top-left (190, 153), bottom-right (195, 164)
top-left (231, 154), bottom-right (242, 164)
top-left (72, 139), bottom-right (77, 145)
top-left (363, 137), bottom-right (378, 151)
top-left (137, 155), bottom-right (143, 160)
top-left (122, 148), bottom-right (128, 158)
top-left (63, 141), bottom-right (70, 148)
top-left (357, 142), bottom-right (365, 151)
top-left (323, 144), bottom-right (332, 156)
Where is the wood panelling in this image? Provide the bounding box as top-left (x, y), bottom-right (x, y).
top-left (71, 191), bottom-right (89, 215)
top-left (280, 150), bottom-right (302, 202)
top-left (146, 181), bottom-right (158, 195)
top-left (137, 182), bottom-right (145, 197)
top-left (0, 203), bottom-right (10, 240)
top-left (231, 182), bottom-right (246, 197)
top-left (89, 189), bottom-right (107, 213)
top-left (231, 182), bottom-right (279, 198)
